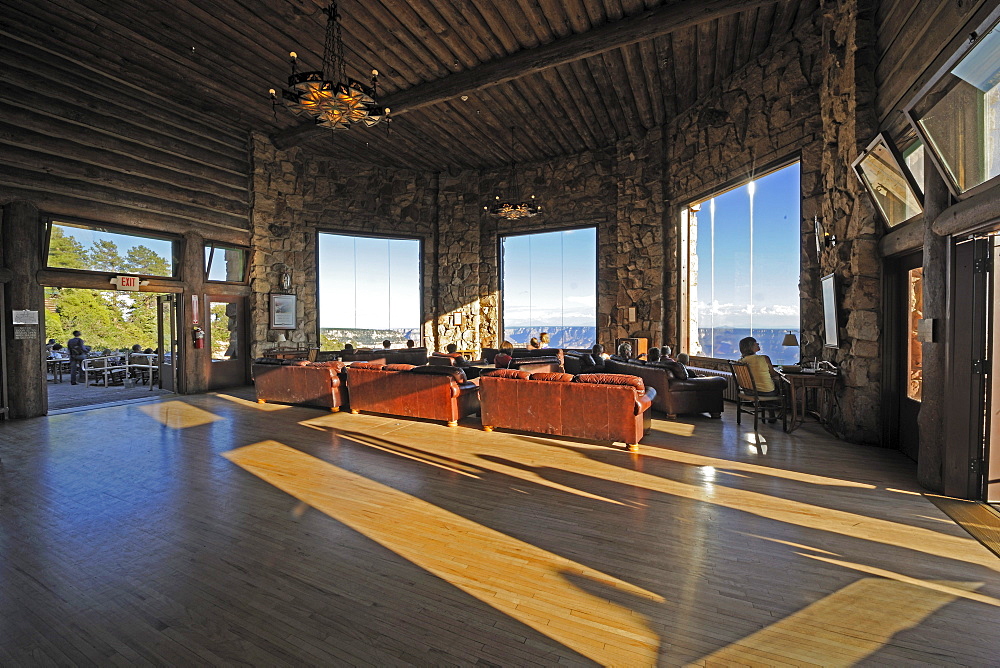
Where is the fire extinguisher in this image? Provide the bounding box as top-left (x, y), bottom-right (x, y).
top-left (192, 326), bottom-right (205, 349)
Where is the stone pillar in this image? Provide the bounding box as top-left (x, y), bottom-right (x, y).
top-left (2, 201), bottom-right (46, 418)
top-left (180, 230), bottom-right (207, 394)
top-left (917, 165), bottom-right (949, 491)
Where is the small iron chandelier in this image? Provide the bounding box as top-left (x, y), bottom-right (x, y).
top-left (269, 1), bottom-right (389, 130)
top-left (486, 127), bottom-right (541, 220)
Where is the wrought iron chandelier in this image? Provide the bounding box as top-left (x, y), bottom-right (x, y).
top-left (269, 1), bottom-right (388, 130)
top-left (486, 127), bottom-right (541, 220)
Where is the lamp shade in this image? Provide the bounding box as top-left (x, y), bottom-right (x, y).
top-left (782, 332), bottom-right (799, 346)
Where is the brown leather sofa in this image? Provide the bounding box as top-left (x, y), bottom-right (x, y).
top-left (479, 370), bottom-right (656, 450)
top-left (345, 362), bottom-right (480, 426)
top-left (338, 347), bottom-right (427, 365)
top-left (252, 359), bottom-right (347, 411)
top-left (604, 359), bottom-right (726, 419)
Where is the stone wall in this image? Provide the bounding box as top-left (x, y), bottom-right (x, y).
top-left (664, 3), bottom-right (882, 443)
top-left (248, 132), bottom-right (436, 358)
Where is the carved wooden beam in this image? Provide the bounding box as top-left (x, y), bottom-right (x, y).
top-left (272, 0), bottom-right (777, 150)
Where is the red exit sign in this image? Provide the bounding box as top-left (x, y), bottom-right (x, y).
top-left (117, 275), bottom-right (140, 291)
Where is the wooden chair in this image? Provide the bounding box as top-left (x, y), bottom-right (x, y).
top-left (728, 360), bottom-right (787, 432)
top-left (82, 356), bottom-right (127, 387)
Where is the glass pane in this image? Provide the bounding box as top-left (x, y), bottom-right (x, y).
top-left (690, 163), bottom-right (800, 364)
top-left (856, 139), bottom-right (923, 227)
top-left (902, 138), bottom-right (926, 194)
top-left (501, 228), bottom-right (596, 348)
top-left (317, 234), bottom-right (421, 349)
top-left (907, 268), bottom-right (924, 401)
top-left (210, 301), bottom-right (238, 361)
top-left (205, 245), bottom-right (247, 282)
top-left (915, 22), bottom-right (1000, 193)
top-left (48, 222), bottom-right (175, 276)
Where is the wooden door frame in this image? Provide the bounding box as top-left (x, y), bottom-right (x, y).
top-left (881, 250), bottom-right (923, 453)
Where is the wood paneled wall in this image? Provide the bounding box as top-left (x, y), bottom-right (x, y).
top-left (0, 32), bottom-right (250, 245)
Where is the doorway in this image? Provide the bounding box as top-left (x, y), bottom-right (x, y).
top-left (886, 252), bottom-right (923, 460)
top-left (205, 295), bottom-right (248, 390)
top-left (44, 287), bottom-right (172, 411)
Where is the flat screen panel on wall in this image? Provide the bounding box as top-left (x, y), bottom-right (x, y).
top-left (821, 273), bottom-right (840, 348)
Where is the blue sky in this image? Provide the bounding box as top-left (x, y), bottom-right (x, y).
top-left (501, 228), bottom-right (597, 327)
top-left (694, 162), bottom-right (800, 331)
top-left (54, 222), bottom-right (174, 271)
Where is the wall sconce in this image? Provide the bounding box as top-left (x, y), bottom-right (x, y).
top-left (814, 216), bottom-right (837, 259)
top-left (449, 312), bottom-right (463, 326)
top-left (627, 307), bottom-right (637, 323)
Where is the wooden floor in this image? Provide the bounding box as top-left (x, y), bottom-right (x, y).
top-left (2, 388), bottom-right (998, 666)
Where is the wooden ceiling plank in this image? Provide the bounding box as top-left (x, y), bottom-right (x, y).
top-left (374, 0), bottom-right (478, 72)
top-left (436, 0), bottom-right (511, 60)
top-left (556, 62), bottom-right (615, 147)
top-left (414, 0), bottom-right (497, 65)
top-left (53, 0), bottom-right (281, 123)
top-left (476, 85), bottom-right (567, 161)
top-left (457, 0), bottom-right (522, 55)
top-left (320, 128), bottom-right (442, 171)
top-left (619, 43), bottom-right (656, 129)
top-left (0, 36), bottom-right (244, 154)
top-left (577, 56), bottom-right (631, 140)
top-left (696, 21), bottom-right (718, 101)
top-left (601, 0), bottom-right (626, 23)
top-left (540, 66), bottom-right (601, 149)
top-left (508, 78), bottom-right (579, 155)
top-left (599, 50), bottom-right (645, 137)
top-left (560, 0), bottom-right (595, 33)
top-left (652, 35), bottom-right (677, 120)
top-left (636, 40), bottom-right (665, 127)
top-left (714, 13), bottom-right (739, 84)
top-left (567, 59), bottom-right (620, 145)
top-left (493, 0), bottom-right (543, 49)
top-left (381, 0), bottom-right (778, 115)
top-left (671, 26), bottom-right (698, 116)
top-left (215, 0), bottom-right (420, 93)
top-left (749, 3), bottom-right (777, 62)
top-left (733, 7), bottom-right (759, 71)
top-left (421, 102), bottom-right (525, 166)
top-left (537, 0), bottom-right (575, 39)
top-left (385, 116), bottom-right (482, 170)
top-left (579, 0), bottom-right (608, 26)
top-left (353, 0), bottom-right (455, 81)
top-left (391, 103), bottom-right (505, 167)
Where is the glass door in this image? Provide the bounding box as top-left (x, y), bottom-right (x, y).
top-left (205, 295), bottom-right (247, 390)
top-left (987, 235), bottom-right (1000, 503)
top-left (899, 254), bottom-right (923, 460)
top-left (157, 295), bottom-right (178, 392)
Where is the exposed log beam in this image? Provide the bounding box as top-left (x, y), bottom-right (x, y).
top-left (273, 0), bottom-right (777, 149)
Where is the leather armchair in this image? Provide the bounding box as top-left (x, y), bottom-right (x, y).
top-left (252, 360), bottom-right (346, 411)
top-left (479, 370), bottom-right (655, 450)
top-left (604, 359), bottom-right (726, 419)
top-left (345, 363), bottom-right (480, 426)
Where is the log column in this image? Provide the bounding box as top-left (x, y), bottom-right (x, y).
top-left (180, 230), bottom-right (208, 394)
top-left (917, 166), bottom-right (949, 491)
top-left (2, 201), bottom-right (46, 418)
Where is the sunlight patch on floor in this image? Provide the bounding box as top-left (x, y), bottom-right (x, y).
top-left (214, 393), bottom-right (292, 412)
top-left (692, 578), bottom-right (966, 665)
top-left (224, 440), bottom-right (664, 665)
top-left (139, 400), bottom-right (222, 428)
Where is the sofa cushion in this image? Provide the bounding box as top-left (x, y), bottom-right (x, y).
top-left (308, 360), bottom-right (345, 372)
top-left (530, 372), bottom-right (574, 382)
top-left (383, 363), bottom-right (416, 371)
top-left (483, 369), bottom-right (530, 380)
top-left (575, 373), bottom-right (645, 391)
top-left (408, 365), bottom-right (467, 382)
top-left (349, 361), bottom-right (384, 370)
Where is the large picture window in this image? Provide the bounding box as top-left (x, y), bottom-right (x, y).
top-left (500, 228), bottom-right (596, 348)
top-left (684, 162), bottom-right (800, 364)
top-left (46, 220), bottom-right (176, 277)
top-left (317, 233), bottom-right (421, 349)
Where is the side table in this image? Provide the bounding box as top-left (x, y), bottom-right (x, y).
top-left (783, 372), bottom-right (837, 433)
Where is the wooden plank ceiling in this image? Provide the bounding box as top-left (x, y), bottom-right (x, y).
top-left (0, 0), bottom-right (818, 171)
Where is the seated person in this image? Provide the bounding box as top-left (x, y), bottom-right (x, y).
top-left (382, 339), bottom-right (392, 350)
top-left (611, 341), bottom-right (632, 361)
top-left (676, 352), bottom-right (690, 365)
top-left (527, 337), bottom-right (541, 350)
top-left (143, 348), bottom-right (154, 355)
top-left (495, 340), bottom-right (514, 368)
top-left (539, 332), bottom-right (550, 348)
top-left (406, 339), bottom-right (415, 348)
top-left (738, 336), bottom-right (781, 396)
top-left (131, 344), bottom-right (143, 353)
top-left (342, 343), bottom-right (355, 354)
top-left (646, 348), bottom-right (661, 364)
top-left (442, 343), bottom-right (469, 367)
top-left (661, 345), bottom-right (675, 361)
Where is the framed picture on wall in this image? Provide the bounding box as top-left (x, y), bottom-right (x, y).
top-left (270, 293), bottom-right (296, 330)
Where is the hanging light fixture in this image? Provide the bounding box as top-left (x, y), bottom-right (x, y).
top-left (268, 1), bottom-right (389, 130)
top-left (485, 127), bottom-right (541, 220)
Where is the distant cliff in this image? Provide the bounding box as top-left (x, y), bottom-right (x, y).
top-left (502, 326), bottom-right (597, 349)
